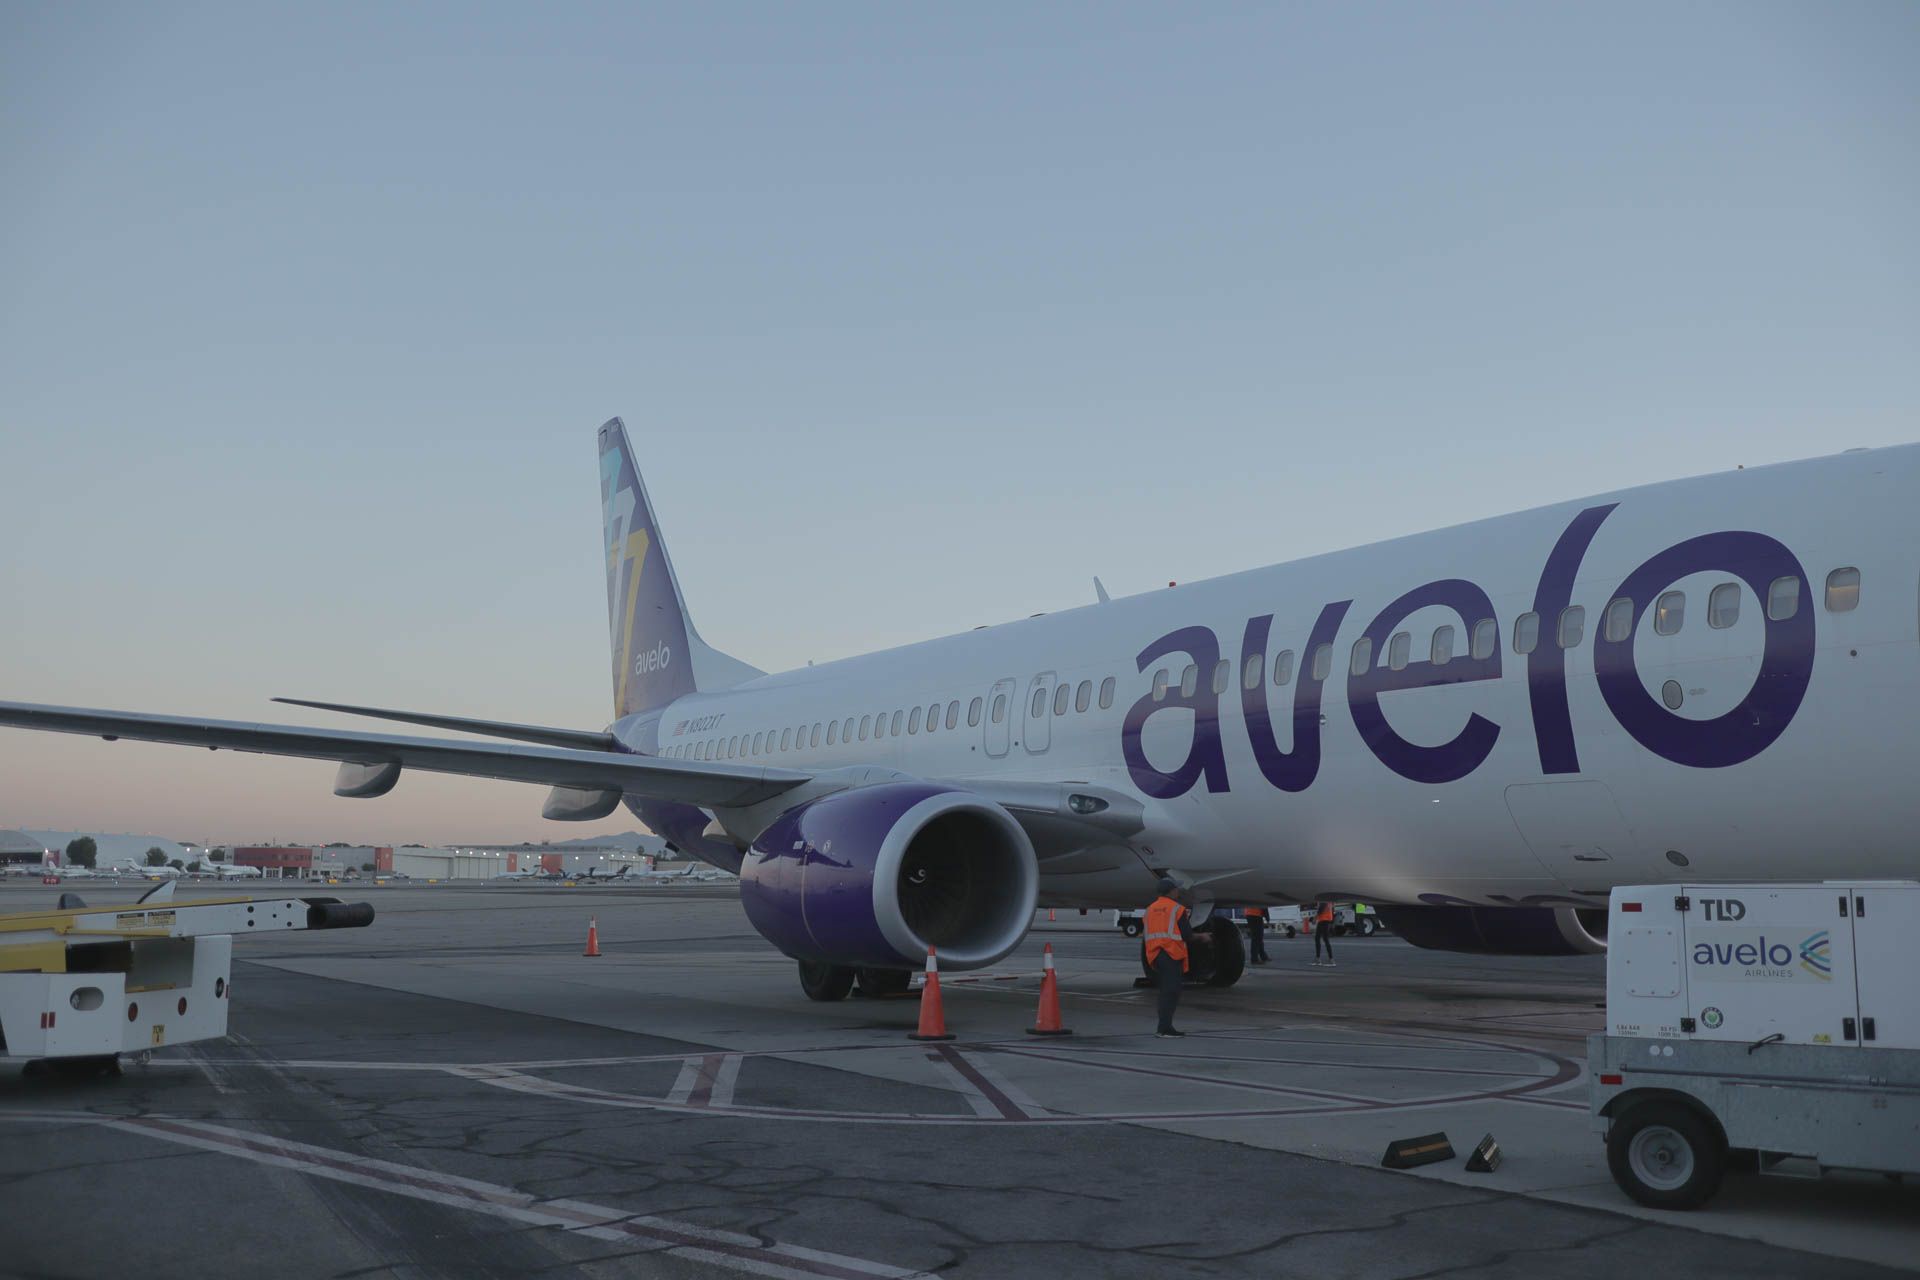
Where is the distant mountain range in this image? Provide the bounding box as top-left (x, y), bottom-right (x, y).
top-left (477, 831), bottom-right (666, 853)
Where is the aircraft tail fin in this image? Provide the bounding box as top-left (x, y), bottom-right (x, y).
top-left (598, 419), bottom-right (763, 719)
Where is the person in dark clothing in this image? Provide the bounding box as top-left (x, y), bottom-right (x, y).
top-left (1244, 906), bottom-right (1270, 964)
top-left (1312, 900), bottom-right (1336, 966)
top-left (1144, 877), bottom-right (1195, 1037)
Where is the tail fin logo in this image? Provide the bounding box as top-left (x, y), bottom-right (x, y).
top-left (613, 528), bottom-right (663, 713)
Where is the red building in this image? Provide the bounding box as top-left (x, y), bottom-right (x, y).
top-left (233, 846), bottom-right (313, 872)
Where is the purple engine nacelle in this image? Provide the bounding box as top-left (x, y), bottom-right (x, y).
top-left (739, 782), bottom-right (1039, 970)
top-left (1372, 905), bottom-right (1608, 956)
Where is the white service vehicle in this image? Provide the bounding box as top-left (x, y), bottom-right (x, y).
top-left (1590, 882), bottom-right (1920, 1208)
top-left (0, 882), bottom-right (373, 1075)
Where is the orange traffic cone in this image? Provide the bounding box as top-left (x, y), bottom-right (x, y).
top-left (1027, 942), bottom-right (1073, 1036)
top-left (583, 916), bottom-right (601, 957)
top-left (908, 947), bottom-right (955, 1041)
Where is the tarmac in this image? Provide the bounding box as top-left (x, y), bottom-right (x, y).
top-left (2, 880), bottom-right (1915, 1279)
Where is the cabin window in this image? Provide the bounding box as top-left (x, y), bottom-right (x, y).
top-left (1350, 637), bottom-right (1372, 676)
top-left (1557, 605), bottom-right (1586, 649)
top-left (728, 736), bottom-right (739, 758)
top-left (1768, 575), bottom-right (1800, 621)
top-left (1243, 654), bottom-right (1263, 690)
top-left (1387, 631), bottom-right (1410, 672)
top-left (1098, 677), bottom-right (1115, 709)
top-left (1431, 625), bottom-right (1455, 666)
top-left (1603, 598), bottom-right (1633, 644)
top-left (1032, 687), bottom-right (1047, 718)
top-left (873, 712), bottom-right (887, 739)
top-left (890, 710), bottom-right (903, 736)
top-left (926, 702), bottom-right (940, 731)
top-left (1151, 669), bottom-right (1170, 702)
top-left (970, 697), bottom-right (984, 727)
top-left (1708, 583), bottom-right (1740, 629)
top-left (859, 715), bottom-right (870, 741)
top-left (1211, 659), bottom-right (1231, 695)
top-left (1180, 664), bottom-right (1198, 697)
top-left (947, 700), bottom-right (961, 729)
top-left (1273, 650), bottom-right (1294, 686)
top-left (908, 706), bottom-right (921, 734)
top-left (1825, 567), bottom-right (1860, 613)
top-left (1470, 618), bottom-right (1495, 660)
top-left (1053, 683), bottom-right (1070, 716)
top-left (1075, 680), bottom-right (1092, 713)
top-left (1655, 591), bottom-right (1685, 636)
top-left (990, 695), bottom-right (1005, 724)
top-left (842, 717), bottom-right (854, 742)
top-left (1513, 611), bottom-right (1539, 655)
top-left (1310, 644), bottom-right (1332, 682)
top-left (811, 723), bottom-right (821, 747)
top-left (827, 720), bottom-right (838, 745)
top-left (753, 732), bottom-right (764, 754)
top-left (781, 729), bottom-right (792, 751)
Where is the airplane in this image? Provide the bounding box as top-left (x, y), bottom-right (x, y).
top-left (128, 863), bottom-right (183, 880)
top-left (193, 862), bottom-right (263, 879)
top-left (1, 420), bottom-right (1916, 1002)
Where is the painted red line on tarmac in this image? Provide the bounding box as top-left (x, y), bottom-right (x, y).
top-left (932, 1045), bottom-right (1029, 1121)
top-left (686, 1053), bottom-right (727, 1108)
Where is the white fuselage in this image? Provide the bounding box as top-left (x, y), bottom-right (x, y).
top-left (626, 448), bottom-right (1920, 909)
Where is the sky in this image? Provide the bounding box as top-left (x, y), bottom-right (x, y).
top-left (2, 2), bottom-right (1916, 845)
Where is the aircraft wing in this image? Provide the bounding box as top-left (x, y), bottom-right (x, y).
top-left (0, 701), bottom-right (809, 810)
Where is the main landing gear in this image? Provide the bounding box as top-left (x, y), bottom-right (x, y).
top-left (796, 961), bottom-right (914, 1001)
top-left (1139, 917), bottom-right (1246, 987)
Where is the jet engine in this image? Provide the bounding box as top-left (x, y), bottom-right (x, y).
top-left (739, 782), bottom-right (1038, 974)
top-left (1371, 904), bottom-right (1608, 956)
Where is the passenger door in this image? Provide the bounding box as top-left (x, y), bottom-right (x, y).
top-left (1023, 672), bottom-right (1056, 754)
top-left (984, 678), bottom-right (1015, 758)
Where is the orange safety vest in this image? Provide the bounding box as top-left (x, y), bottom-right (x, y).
top-left (1316, 902), bottom-right (1334, 924)
top-left (1244, 908), bottom-right (1266, 921)
top-left (1144, 896), bottom-right (1189, 970)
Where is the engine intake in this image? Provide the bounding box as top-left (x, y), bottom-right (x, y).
top-left (740, 782), bottom-right (1038, 970)
top-left (1372, 904), bottom-right (1607, 956)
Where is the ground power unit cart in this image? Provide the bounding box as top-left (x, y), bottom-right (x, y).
top-left (1589, 882), bottom-right (1920, 1207)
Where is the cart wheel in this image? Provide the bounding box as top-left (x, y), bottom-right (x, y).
top-left (1121, 920), bottom-right (1143, 939)
top-left (1607, 1101), bottom-right (1723, 1209)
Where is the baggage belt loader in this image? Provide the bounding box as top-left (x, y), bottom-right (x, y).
top-left (1589, 881), bottom-right (1920, 1209)
top-left (0, 883), bottom-right (373, 1074)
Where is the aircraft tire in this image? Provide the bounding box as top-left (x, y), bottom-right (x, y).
top-left (1203, 917), bottom-right (1246, 987)
top-left (798, 960), bottom-right (856, 1002)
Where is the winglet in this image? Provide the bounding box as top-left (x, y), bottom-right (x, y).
top-left (1093, 577), bottom-right (1111, 604)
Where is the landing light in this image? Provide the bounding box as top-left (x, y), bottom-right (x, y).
top-left (1066, 794), bottom-right (1107, 816)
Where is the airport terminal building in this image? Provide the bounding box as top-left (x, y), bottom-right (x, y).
top-left (230, 844), bottom-right (654, 880)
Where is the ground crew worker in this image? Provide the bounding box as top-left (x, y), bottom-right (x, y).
top-left (1144, 877), bottom-right (1194, 1037)
top-left (1312, 901), bottom-right (1336, 967)
top-left (1244, 906), bottom-right (1269, 964)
